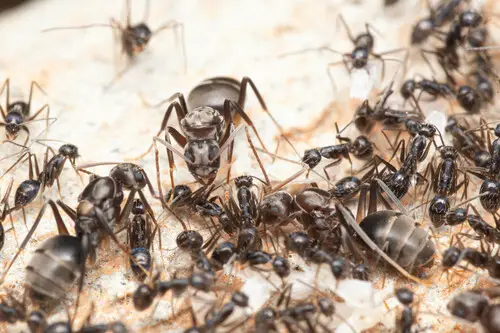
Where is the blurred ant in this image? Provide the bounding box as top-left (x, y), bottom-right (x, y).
top-left (448, 288), bottom-right (500, 332)
top-left (445, 116), bottom-right (488, 167)
top-left (410, 0), bottom-right (465, 45)
top-left (0, 79), bottom-right (53, 145)
top-left (279, 15), bottom-right (406, 82)
top-left (42, 0), bottom-right (186, 91)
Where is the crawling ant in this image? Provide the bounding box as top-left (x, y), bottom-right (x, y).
top-left (448, 289), bottom-right (500, 332)
top-left (365, 120), bottom-right (442, 199)
top-left (133, 270), bottom-right (216, 311)
top-left (445, 116), bottom-right (488, 167)
top-left (400, 77), bottom-right (455, 104)
top-left (423, 146), bottom-right (469, 227)
top-left (176, 229), bottom-right (215, 275)
top-left (394, 287), bottom-right (424, 333)
top-left (301, 123), bottom-right (374, 180)
top-left (336, 179), bottom-right (435, 284)
top-left (442, 240), bottom-right (500, 280)
top-left (184, 291), bottom-right (250, 333)
top-left (127, 198), bottom-right (156, 281)
top-left (141, 76), bottom-right (278, 188)
top-left (343, 81), bottom-right (423, 135)
top-left (0, 79), bottom-right (52, 145)
top-left (42, 0), bottom-right (185, 90)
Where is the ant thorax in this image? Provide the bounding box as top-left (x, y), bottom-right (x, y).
top-left (180, 106), bottom-right (225, 140)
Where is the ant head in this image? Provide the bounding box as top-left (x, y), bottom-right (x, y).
top-left (457, 85), bottom-right (481, 114)
top-left (329, 256), bottom-right (347, 279)
top-left (302, 149), bottom-right (321, 169)
top-left (185, 140), bottom-right (220, 185)
top-left (235, 175), bottom-right (253, 188)
top-left (395, 287), bottom-right (414, 306)
top-left (272, 256), bottom-right (291, 278)
top-left (166, 184), bottom-right (192, 204)
top-left (400, 79), bottom-right (417, 99)
top-left (4, 111), bottom-right (23, 139)
top-left (351, 47), bottom-right (369, 69)
top-left (351, 136), bottom-right (373, 158)
top-left (459, 10), bottom-right (483, 28)
top-left (131, 198), bottom-right (145, 215)
top-left (287, 232), bottom-right (311, 257)
top-left (255, 307), bottom-right (277, 329)
top-left (441, 247), bottom-right (461, 268)
top-left (125, 23), bottom-right (153, 56)
top-left (439, 146), bottom-right (458, 160)
top-left (405, 119), bottom-right (421, 135)
top-left (27, 311), bottom-right (47, 333)
top-left (419, 123), bottom-right (437, 137)
top-left (176, 230), bottom-right (203, 252)
top-left (133, 284), bottom-right (156, 311)
top-left (58, 144), bottom-right (79, 158)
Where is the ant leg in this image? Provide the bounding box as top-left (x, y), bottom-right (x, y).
top-left (166, 127), bottom-right (187, 147)
top-left (221, 100), bottom-right (235, 184)
top-left (117, 190), bottom-right (137, 225)
top-left (356, 182), bottom-right (369, 223)
top-left (153, 20), bottom-right (187, 74)
top-left (0, 200), bottom-right (69, 284)
top-left (420, 49), bottom-right (438, 76)
top-left (132, 96), bottom-right (187, 159)
top-left (0, 79), bottom-right (9, 120)
top-left (323, 159), bottom-right (342, 181)
top-left (238, 77), bottom-right (297, 156)
top-left (245, 127), bottom-right (271, 187)
top-left (337, 14), bottom-right (356, 42)
top-left (56, 200), bottom-right (78, 222)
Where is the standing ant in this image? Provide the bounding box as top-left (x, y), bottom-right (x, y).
top-left (142, 76), bottom-right (277, 188)
top-left (42, 0), bottom-right (186, 90)
top-left (445, 116), bottom-right (488, 167)
top-left (0, 79), bottom-right (52, 145)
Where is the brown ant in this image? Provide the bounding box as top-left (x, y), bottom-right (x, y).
top-left (42, 0), bottom-right (186, 91)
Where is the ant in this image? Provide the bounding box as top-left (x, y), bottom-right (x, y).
top-left (0, 79), bottom-right (52, 145)
top-left (133, 270), bottom-right (216, 311)
top-left (144, 76), bottom-right (277, 189)
top-left (410, 0), bottom-right (465, 44)
top-left (176, 229), bottom-right (215, 276)
top-left (42, 0), bottom-right (186, 90)
top-left (448, 289), bottom-right (500, 332)
top-left (445, 116), bottom-right (488, 167)
top-left (301, 123), bottom-right (374, 180)
top-left (442, 235), bottom-right (500, 280)
top-left (127, 198), bottom-right (156, 281)
top-left (183, 291), bottom-right (250, 333)
top-left (422, 146), bottom-right (469, 227)
top-left (400, 77), bottom-right (455, 105)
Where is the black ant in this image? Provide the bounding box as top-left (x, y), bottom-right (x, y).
top-left (448, 289), bottom-right (500, 332)
top-left (142, 76), bottom-right (278, 189)
top-left (133, 270), bottom-right (216, 311)
top-left (410, 0), bottom-right (465, 44)
top-left (127, 198), bottom-right (156, 281)
top-left (176, 229), bottom-right (215, 276)
top-left (445, 116), bottom-right (488, 167)
top-left (301, 123), bottom-right (374, 180)
top-left (400, 77), bottom-right (455, 104)
top-left (0, 79), bottom-right (52, 145)
top-left (42, 0), bottom-right (186, 90)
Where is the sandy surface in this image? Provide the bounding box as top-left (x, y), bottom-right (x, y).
top-left (0, 0), bottom-right (498, 332)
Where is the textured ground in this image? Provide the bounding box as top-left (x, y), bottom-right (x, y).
top-left (0, 0), bottom-right (498, 332)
